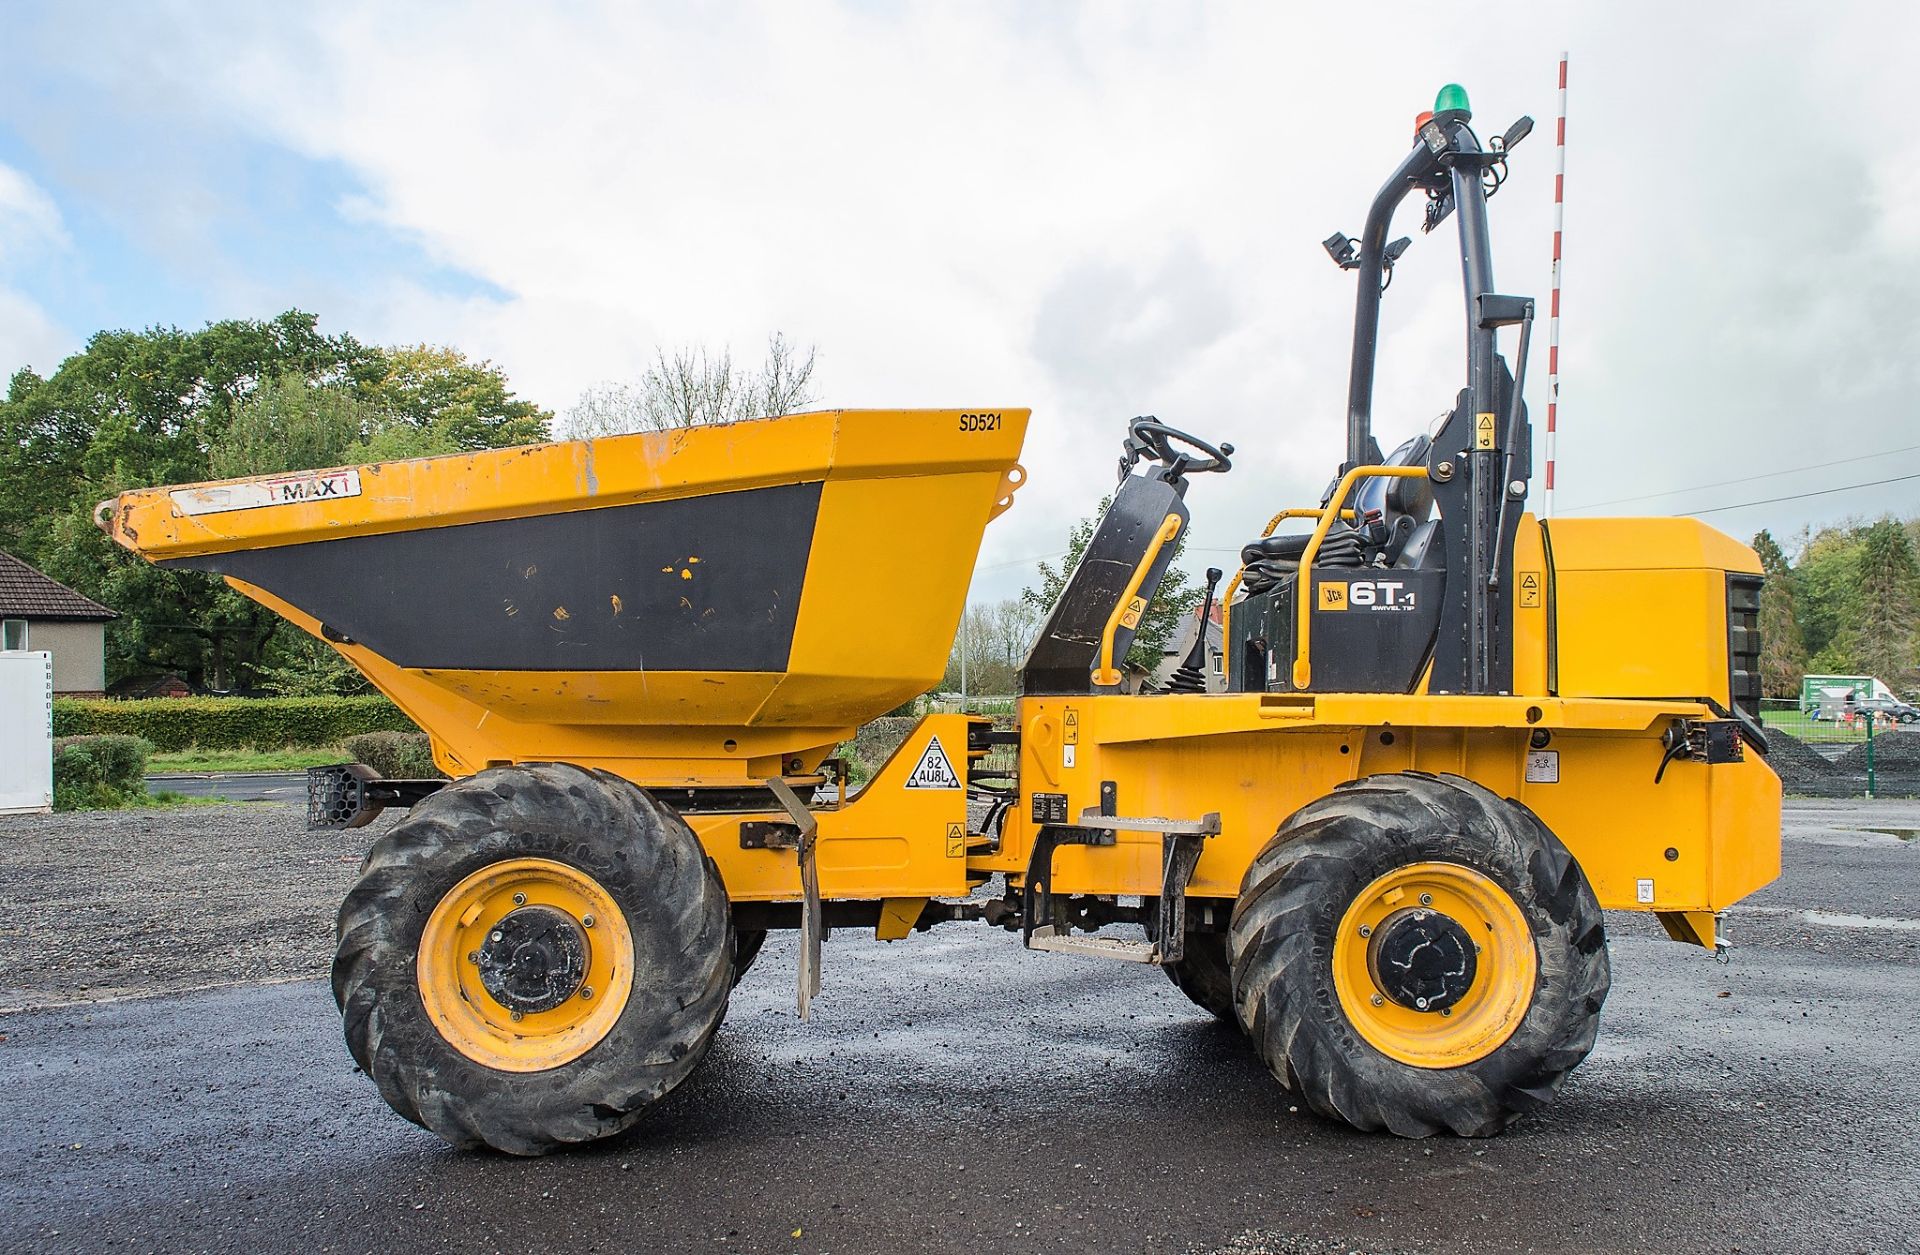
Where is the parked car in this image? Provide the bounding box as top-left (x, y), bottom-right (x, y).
top-left (1857, 696), bottom-right (1920, 725)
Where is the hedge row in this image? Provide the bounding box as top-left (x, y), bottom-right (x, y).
top-left (52, 695), bottom-right (419, 751)
top-left (340, 731), bottom-right (445, 780)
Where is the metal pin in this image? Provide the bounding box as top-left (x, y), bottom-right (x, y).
top-left (1415, 996), bottom-right (1429, 1010)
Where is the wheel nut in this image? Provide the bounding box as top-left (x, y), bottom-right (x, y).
top-left (512, 892), bottom-right (527, 906)
top-left (466, 951), bottom-right (480, 964)
top-left (581, 914), bottom-right (595, 929)
top-left (1370, 994), bottom-right (1384, 1007)
top-left (510, 1011), bottom-right (524, 1022)
top-left (1441, 1007), bottom-right (1452, 1017)
top-left (579, 986), bottom-right (594, 1001)
top-left (1415, 996), bottom-right (1429, 1010)
top-left (1358, 924), bottom-right (1373, 938)
top-left (1419, 893), bottom-right (1433, 906)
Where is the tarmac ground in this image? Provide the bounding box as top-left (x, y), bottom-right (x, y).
top-left (1, 798), bottom-right (1915, 1254)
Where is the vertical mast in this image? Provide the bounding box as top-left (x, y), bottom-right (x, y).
top-left (1544, 52), bottom-right (1568, 517)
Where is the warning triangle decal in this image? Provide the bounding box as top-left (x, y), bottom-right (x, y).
top-left (903, 735), bottom-right (962, 789)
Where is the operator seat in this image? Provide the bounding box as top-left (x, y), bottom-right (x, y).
top-left (1240, 432), bottom-right (1436, 593)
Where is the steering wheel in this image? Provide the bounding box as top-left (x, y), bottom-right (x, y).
top-left (1122, 417), bottom-right (1234, 483)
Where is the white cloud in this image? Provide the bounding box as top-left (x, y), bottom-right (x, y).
top-left (26, 1), bottom-right (1920, 581)
top-left (0, 287), bottom-right (70, 377)
top-left (0, 160), bottom-right (72, 377)
top-left (0, 162), bottom-right (67, 261)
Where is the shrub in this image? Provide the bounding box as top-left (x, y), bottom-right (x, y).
top-left (52, 734), bottom-right (155, 810)
top-left (339, 731), bottom-right (445, 779)
top-left (839, 716), bottom-right (921, 785)
top-left (53, 695), bottom-right (417, 751)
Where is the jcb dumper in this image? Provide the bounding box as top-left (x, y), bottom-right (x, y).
top-left (102, 84), bottom-right (1779, 1155)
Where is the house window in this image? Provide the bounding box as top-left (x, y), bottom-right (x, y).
top-left (0, 619), bottom-right (25, 650)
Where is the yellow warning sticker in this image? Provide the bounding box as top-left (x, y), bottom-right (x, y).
top-left (1518, 570), bottom-right (1543, 608)
top-left (1318, 582), bottom-right (1348, 611)
top-left (1119, 595), bottom-right (1146, 629)
top-left (1063, 708), bottom-right (1079, 745)
top-left (946, 821), bottom-right (966, 857)
top-left (1474, 412), bottom-right (1497, 450)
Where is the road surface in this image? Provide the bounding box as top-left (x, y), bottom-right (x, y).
top-left (2, 800), bottom-right (1916, 1254)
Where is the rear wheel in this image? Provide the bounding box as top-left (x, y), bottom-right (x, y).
top-left (732, 928), bottom-right (767, 984)
top-left (1229, 771), bottom-right (1609, 1137)
top-left (1162, 930), bottom-right (1235, 1020)
top-left (1142, 899), bottom-right (1235, 1019)
top-left (333, 763), bottom-right (732, 1155)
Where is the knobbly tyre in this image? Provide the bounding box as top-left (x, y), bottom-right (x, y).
top-left (99, 84), bottom-right (1779, 1154)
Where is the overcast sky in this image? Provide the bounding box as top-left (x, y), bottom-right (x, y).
top-left (3, 2), bottom-right (1916, 602)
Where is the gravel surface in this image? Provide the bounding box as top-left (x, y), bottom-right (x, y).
top-left (0, 804), bottom-right (390, 1010)
top-left (1, 800), bottom-right (1916, 1253)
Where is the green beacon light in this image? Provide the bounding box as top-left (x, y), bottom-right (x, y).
top-left (1434, 83), bottom-right (1472, 119)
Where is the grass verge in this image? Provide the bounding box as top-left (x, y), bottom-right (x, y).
top-left (147, 746), bottom-right (346, 774)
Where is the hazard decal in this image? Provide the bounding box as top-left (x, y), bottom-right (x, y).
top-left (904, 735), bottom-right (962, 789)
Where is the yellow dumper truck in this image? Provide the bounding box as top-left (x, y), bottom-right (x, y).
top-left (100, 85), bottom-right (1779, 1154)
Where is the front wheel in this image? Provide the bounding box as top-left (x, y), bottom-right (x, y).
top-left (1229, 771), bottom-right (1609, 1137)
top-left (333, 763), bottom-right (733, 1155)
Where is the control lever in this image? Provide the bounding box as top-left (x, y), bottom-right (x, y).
top-left (1162, 567), bottom-right (1223, 694)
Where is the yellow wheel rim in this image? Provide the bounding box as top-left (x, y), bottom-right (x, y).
top-left (1331, 860), bottom-right (1536, 1068)
top-left (416, 857), bottom-right (634, 1073)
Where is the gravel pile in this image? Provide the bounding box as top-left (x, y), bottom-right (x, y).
top-left (1832, 728), bottom-right (1920, 797)
top-left (1765, 729), bottom-right (1843, 794)
top-left (1763, 728), bottom-right (1920, 798)
top-left (0, 802), bottom-right (390, 1010)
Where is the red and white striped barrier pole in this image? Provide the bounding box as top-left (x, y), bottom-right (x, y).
top-left (1544, 52), bottom-right (1567, 517)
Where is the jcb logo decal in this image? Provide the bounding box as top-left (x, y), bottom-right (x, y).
top-left (1320, 580), bottom-right (1417, 611)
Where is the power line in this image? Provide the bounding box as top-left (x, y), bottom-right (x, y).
top-left (1562, 443), bottom-right (1920, 512)
top-left (976, 549), bottom-right (1067, 572)
top-left (1680, 472), bottom-right (1920, 518)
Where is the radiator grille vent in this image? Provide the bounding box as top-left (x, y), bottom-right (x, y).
top-left (1727, 573), bottom-right (1763, 721)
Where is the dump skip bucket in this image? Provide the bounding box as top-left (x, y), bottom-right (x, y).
top-left (102, 408), bottom-right (1029, 782)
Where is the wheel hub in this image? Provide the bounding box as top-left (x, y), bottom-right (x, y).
top-left (474, 905), bottom-right (589, 1014)
top-left (1366, 906), bottom-right (1478, 1012)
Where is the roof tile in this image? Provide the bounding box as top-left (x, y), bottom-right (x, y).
top-left (0, 549), bottom-right (117, 621)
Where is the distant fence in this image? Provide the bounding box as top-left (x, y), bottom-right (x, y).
top-left (1759, 698), bottom-right (1918, 799)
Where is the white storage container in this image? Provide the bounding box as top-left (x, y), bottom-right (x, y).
top-left (0, 650), bottom-right (54, 815)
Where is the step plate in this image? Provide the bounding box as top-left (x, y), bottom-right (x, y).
top-left (1027, 925), bottom-right (1163, 965)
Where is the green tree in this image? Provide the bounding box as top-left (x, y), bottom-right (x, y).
top-left (1850, 518), bottom-right (1920, 687)
top-left (362, 345), bottom-right (551, 450)
top-left (941, 597), bottom-right (1043, 695)
top-left (1751, 529), bottom-right (1808, 697)
top-left (0, 314), bottom-right (552, 690)
top-left (1022, 498), bottom-right (1201, 679)
top-left (208, 371), bottom-right (375, 478)
top-left (1789, 525), bottom-right (1865, 667)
